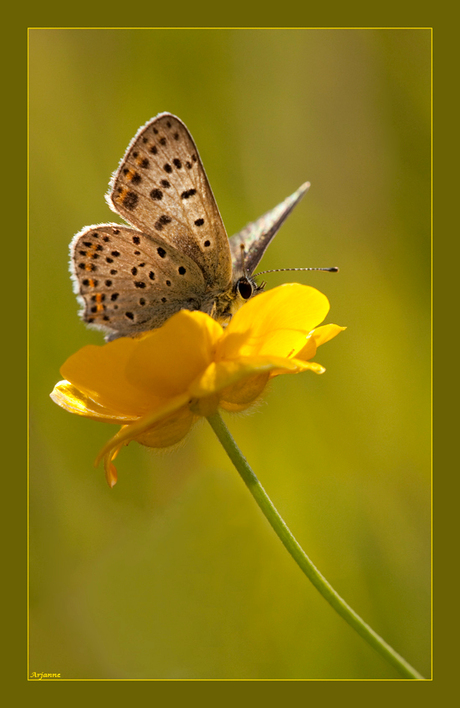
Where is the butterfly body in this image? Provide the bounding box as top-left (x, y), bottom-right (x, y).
top-left (70, 113), bottom-right (309, 340)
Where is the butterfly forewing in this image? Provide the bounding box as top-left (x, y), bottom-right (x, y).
top-left (71, 224), bottom-right (207, 338)
top-left (108, 113), bottom-right (232, 292)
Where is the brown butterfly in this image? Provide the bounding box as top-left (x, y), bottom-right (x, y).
top-left (70, 112), bottom-right (329, 340)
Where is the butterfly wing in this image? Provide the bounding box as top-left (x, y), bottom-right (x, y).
top-left (70, 223), bottom-right (207, 338)
top-left (107, 113), bottom-right (232, 293)
top-left (229, 181), bottom-right (310, 280)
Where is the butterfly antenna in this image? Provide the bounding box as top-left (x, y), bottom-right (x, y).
top-left (253, 266), bottom-right (339, 277)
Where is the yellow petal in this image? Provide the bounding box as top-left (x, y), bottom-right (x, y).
top-left (189, 357), bottom-right (301, 398)
top-left (50, 381), bottom-right (138, 422)
top-left (95, 393), bottom-right (191, 468)
top-left (215, 358), bottom-right (326, 411)
top-left (218, 284), bottom-right (330, 360)
top-left (311, 324), bottom-right (346, 346)
top-left (103, 444), bottom-right (123, 487)
top-left (269, 359), bottom-right (326, 377)
top-left (60, 337), bottom-right (162, 417)
top-left (293, 336), bottom-right (317, 362)
top-left (105, 459), bottom-right (118, 488)
top-left (125, 310), bottom-right (223, 398)
top-left (296, 324), bottom-right (346, 361)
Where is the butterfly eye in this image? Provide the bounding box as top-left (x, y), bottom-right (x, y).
top-left (236, 277), bottom-right (254, 300)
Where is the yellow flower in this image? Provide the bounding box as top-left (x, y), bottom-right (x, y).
top-left (51, 284), bottom-right (344, 486)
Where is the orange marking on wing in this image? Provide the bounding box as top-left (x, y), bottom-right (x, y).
top-left (114, 186), bottom-right (129, 202)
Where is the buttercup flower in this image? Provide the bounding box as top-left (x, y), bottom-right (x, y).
top-left (51, 283), bottom-right (344, 486)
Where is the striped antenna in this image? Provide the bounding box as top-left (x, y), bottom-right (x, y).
top-left (253, 266), bottom-right (339, 277)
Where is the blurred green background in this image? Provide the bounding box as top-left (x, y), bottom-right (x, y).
top-left (29, 28), bottom-right (431, 679)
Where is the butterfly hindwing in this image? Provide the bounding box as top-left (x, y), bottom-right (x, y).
top-left (70, 223), bottom-right (207, 338)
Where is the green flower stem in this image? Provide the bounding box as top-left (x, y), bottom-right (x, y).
top-left (207, 411), bottom-right (424, 680)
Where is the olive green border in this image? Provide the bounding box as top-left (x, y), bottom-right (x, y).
top-left (12, 12), bottom-right (444, 703)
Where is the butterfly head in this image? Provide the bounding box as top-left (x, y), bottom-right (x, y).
top-left (234, 273), bottom-right (265, 305)
top-left (227, 244), bottom-right (266, 316)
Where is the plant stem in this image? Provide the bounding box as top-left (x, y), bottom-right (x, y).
top-left (207, 411), bottom-right (424, 680)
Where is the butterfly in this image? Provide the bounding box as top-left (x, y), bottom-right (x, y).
top-left (70, 112), bottom-right (312, 341)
